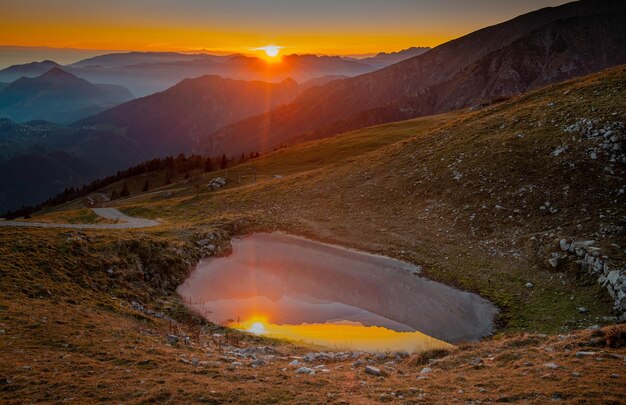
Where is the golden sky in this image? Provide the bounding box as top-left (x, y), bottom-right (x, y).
top-left (1, 0), bottom-right (570, 56)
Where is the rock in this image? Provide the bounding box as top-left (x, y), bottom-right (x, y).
top-left (544, 362), bottom-right (559, 369)
top-left (548, 253), bottom-right (561, 268)
top-left (288, 359), bottom-right (300, 367)
top-left (379, 393), bottom-right (392, 402)
top-left (469, 357), bottom-right (483, 366)
top-left (365, 365), bottom-right (382, 376)
top-left (208, 177), bottom-right (227, 190)
top-left (575, 351), bottom-right (596, 357)
top-left (552, 146), bottom-right (566, 157)
top-left (606, 271), bottom-right (620, 287)
top-left (559, 239), bottom-right (570, 251)
top-left (296, 367), bottom-right (315, 375)
top-left (375, 353), bottom-right (387, 362)
top-left (577, 307), bottom-right (589, 314)
top-left (572, 372), bottom-right (582, 377)
top-left (525, 282), bottom-right (534, 289)
top-left (352, 359), bottom-right (364, 367)
top-left (420, 367), bottom-right (432, 374)
top-left (394, 351), bottom-right (410, 359)
top-left (196, 238), bottom-right (212, 247)
top-left (166, 334), bottom-right (179, 344)
top-left (249, 359), bottom-right (265, 368)
top-left (610, 374), bottom-right (620, 378)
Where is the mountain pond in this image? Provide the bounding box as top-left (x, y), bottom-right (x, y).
top-left (177, 232), bottom-right (497, 353)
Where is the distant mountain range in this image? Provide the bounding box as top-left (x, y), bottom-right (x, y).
top-left (351, 47), bottom-right (431, 69)
top-left (76, 76), bottom-right (300, 158)
top-left (0, 50), bottom-right (425, 97)
top-left (0, 67), bottom-right (133, 123)
top-left (0, 59), bottom-right (60, 79)
top-left (201, 0), bottom-right (626, 156)
top-left (68, 51), bottom-right (211, 68)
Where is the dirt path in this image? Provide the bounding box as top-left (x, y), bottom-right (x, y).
top-left (0, 208), bottom-right (159, 229)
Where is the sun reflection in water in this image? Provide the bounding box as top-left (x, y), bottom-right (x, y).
top-left (232, 317), bottom-right (453, 353)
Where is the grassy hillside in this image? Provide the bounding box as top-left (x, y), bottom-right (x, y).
top-left (2, 66), bottom-right (625, 403)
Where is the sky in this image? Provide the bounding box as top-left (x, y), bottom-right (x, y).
top-left (0, 0), bottom-right (571, 65)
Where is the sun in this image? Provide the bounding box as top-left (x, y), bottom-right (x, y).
top-left (248, 322), bottom-right (266, 335)
top-left (254, 45), bottom-right (282, 59)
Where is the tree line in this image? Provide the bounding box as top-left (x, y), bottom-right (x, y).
top-left (2, 151), bottom-right (261, 219)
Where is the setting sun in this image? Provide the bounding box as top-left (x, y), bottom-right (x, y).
top-left (255, 45), bottom-right (282, 58)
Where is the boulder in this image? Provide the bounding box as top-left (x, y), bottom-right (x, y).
top-left (365, 365), bottom-right (382, 376)
top-left (420, 367), bottom-right (432, 374)
top-left (296, 367), bottom-right (315, 375)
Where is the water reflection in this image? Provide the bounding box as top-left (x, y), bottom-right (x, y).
top-left (178, 233), bottom-right (496, 353)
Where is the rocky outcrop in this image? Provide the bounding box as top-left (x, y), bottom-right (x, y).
top-left (564, 119), bottom-right (625, 165)
top-left (550, 238), bottom-right (626, 320)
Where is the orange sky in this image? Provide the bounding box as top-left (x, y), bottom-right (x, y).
top-left (0, 0), bottom-right (570, 56)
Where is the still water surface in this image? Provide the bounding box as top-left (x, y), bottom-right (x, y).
top-left (178, 233), bottom-right (497, 353)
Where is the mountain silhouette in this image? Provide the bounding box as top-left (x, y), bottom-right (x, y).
top-left (0, 67), bottom-right (133, 123)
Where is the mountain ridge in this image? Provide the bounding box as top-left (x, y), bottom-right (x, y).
top-left (201, 0), bottom-right (626, 156)
top-left (75, 74), bottom-right (300, 157)
top-left (0, 67), bottom-right (134, 123)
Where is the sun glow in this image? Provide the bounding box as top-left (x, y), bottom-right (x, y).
top-left (254, 45), bottom-right (282, 60)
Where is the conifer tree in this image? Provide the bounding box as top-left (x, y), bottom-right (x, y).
top-left (120, 182), bottom-right (130, 197)
top-left (204, 157), bottom-right (213, 172)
